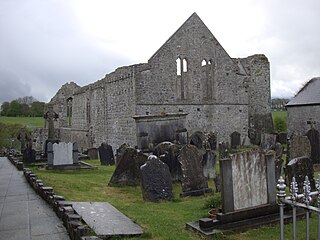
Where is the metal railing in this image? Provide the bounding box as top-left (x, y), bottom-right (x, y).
top-left (277, 175), bottom-right (320, 240)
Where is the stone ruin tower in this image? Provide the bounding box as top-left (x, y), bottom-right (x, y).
top-left (46, 13), bottom-right (273, 151)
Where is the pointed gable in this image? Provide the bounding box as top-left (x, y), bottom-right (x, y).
top-left (148, 12), bottom-right (232, 62)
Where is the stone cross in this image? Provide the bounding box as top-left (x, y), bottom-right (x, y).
top-left (44, 108), bottom-right (58, 140)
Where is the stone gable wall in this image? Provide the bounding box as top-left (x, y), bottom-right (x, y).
top-left (287, 105), bottom-right (320, 136)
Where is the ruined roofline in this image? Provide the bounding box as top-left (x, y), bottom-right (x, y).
top-left (72, 63), bottom-right (150, 95)
top-left (148, 12), bottom-right (231, 61)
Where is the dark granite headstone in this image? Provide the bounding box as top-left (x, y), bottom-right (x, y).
top-left (87, 148), bottom-right (99, 160)
top-left (109, 147), bottom-right (147, 186)
top-left (230, 131), bottom-right (241, 149)
top-left (73, 142), bottom-right (79, 164)
top-left (287, 156), bottom-right (315, 191)
top-left (98, 143), bottom-right (114, 165)
top-left (47, 142), bottom-right (53, 165)
top-left (154, 142), bottom-right (182, 182)
top-left (261, 133), bottom-right (277, 151)
top-left (306, 128), bottom-right (320, 164)
top-left (276, 132), bottom-right (287, 145)
top-left (140, 155), bottom-right (173, 201)
top-left (22, 146), bottom-right (36, 164)
top-left (190, 132), bottom-right (204, 149)
top-left (178, 144), bottom-right (211, 197)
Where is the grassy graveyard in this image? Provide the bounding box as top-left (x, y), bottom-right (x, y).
top-left (30, 160), bottom-right (320, 240)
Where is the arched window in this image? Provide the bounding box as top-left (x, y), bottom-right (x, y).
top-left (66, 97), bottom-right (73, 126)
top-left (201, 59), bottom-right (207, 66)
top-left (176, 58), bottom-right (181, 76)
top-left (183, 58), bottom-right (188, 72)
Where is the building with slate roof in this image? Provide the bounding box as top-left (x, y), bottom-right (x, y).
top-left (45, 13), bottom-right (273, 152)
top-left (286, 77), bottom-right (320, 163)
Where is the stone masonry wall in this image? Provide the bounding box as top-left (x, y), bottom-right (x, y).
top-left (287, 105), bottom-right (320, 136)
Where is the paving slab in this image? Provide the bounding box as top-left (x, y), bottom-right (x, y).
top-left (72, 202), bottom-right (143, 238)
top-left (0, 157), bottom-right (69, 240)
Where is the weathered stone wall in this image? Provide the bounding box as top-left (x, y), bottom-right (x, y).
top-left (104, 65), bottom-right (137, 149)
top-left (136, 104), bottom-right (248, 144)
top-left (46, 13), bottom-right (272, 152)
top-left (50, 82), bottom-right (80, 129)
top-left (240, 54), bottom-right (273, 138)
top-left (287, 105), bottom-right (320, 136)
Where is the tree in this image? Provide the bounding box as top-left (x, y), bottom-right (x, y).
top-left (7, 100), bottom-right (21, 116)
top-left (30, 101), bottom-right (45, 117)
top-left (0, 102), bottom-right (10, 116)
top-left (16, 96), bottom-right (38, 105)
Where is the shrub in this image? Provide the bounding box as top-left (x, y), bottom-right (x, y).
top-left (273, 116), bottom-right (287, 132)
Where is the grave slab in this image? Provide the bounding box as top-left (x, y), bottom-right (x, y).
top-left (71, 202), bottom-right (143, 238)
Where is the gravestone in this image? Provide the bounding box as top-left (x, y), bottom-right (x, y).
top-left (53, 142), bottom-right (73, 165)
top-left (230, 131), bottom-right (241, 149)
top-left (306, 128), bottom-right (320, 164)
top-left (154, 142), bottom-right (182, 182)
top-left (274, 142), bottom-right (284, 180)
top-left (190, 132), bottom-right (204, 149)
top-left (140, 155), bottom-right (173, 201)
top-left (202, 150), bottom-right (216, 179)
top-left (109, 147), bottom-right (147, 186)
top-left (115, 143), bottom-right (130, 165)
top-left (22, 146), bottom-right (36, 164)
top-left (47, 142), bottom-right (53, 165)
top-left (276, 132), bottom-right (287, 145)
top-left (287, 133), bottom-right (311, 165)
top-left (44, 106), bottom-right (59, 156)
top-left (73, 142), bottom-right (79, 165)
top-left (47, 142), bottom-right (79, 168)
top-left (87, 148), bottom-right (99, 160)
top-left (261, 133), bottom-right (277, 151)
top-left (178, 144), bottom-right (211, 197)
top-left (98, 143), bottom-right (114, 165)
top-left (17, 127), bottom-right (31, 152)
top-left (220, 150), bottom-right (276, 213)
top-left (286, 156), bottom-right (315, 191)
top-left (218, 142), bottom-right (229, 159)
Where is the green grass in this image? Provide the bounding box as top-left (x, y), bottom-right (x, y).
top-left (32, 160), bottom-right (214, 240)
top-left (272, 111), bottom-right (287, 122)
top-left (31, 160), bottom-right (320, 240)
top-left (0, 116), bottom-right (44, 129)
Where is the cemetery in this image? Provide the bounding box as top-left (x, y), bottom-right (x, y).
top-left (1, 12), bottom-right (320, 240)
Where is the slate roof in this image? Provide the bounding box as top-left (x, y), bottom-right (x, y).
top-left (286, 77), bottom-right (320, 107)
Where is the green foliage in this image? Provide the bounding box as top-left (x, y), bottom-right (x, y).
top-left (273, 116), bottom-right (287, 132)
top-left (1, 97), bottom-right (45, 117)
top-left (0, 122), bottom-right (23, 149)
top-left (204, 194), bottom-right (221, 209)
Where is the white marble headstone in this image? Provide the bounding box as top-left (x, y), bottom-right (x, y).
top-left (53, 142), bottom-right (73, 165)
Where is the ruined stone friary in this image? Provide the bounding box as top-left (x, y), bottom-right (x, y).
top-left (48, 13), bottom-right (273, 152)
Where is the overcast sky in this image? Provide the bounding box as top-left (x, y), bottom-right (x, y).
top-left (0, 0), bottom-right (319, 103)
